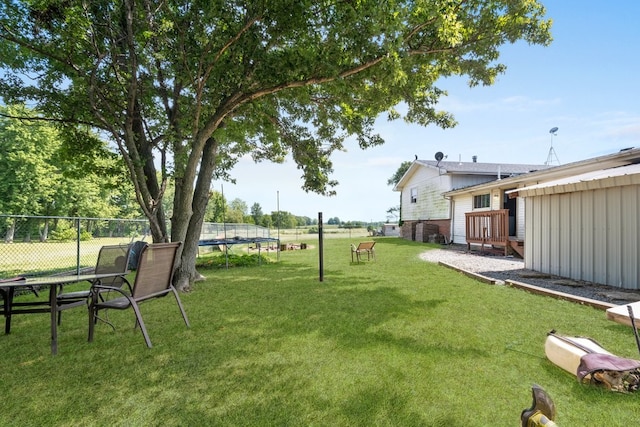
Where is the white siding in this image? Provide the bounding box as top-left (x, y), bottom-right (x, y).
top-left (525, 184), bottom-right (640, 290)
top-left (400, 167), bottom-right (452, 221)
top-left (451, 196), bottom-right (473, 244)
top-left (450, 175), bottom-right (497, 190)
top-left (516, 197), bottom-right (525, 239)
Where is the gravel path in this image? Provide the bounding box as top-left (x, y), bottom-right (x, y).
top-left (419, 246), bottom-right (640, 305)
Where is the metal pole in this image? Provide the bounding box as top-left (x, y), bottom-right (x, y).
top-left (318, 212), bottom-right (324, 282)
top-left (76, 218), bottom-right (81, 275)
top-left (277, 191), bottom-right (280, 261)
top-left (222, 184), bottom-right (228, 269)
top-left (627, 305), bottom-right (640, 356)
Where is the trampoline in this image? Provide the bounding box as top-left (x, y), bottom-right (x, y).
top-left (198, 236), bottom-right (280, 267)
top-left (198, 236), bottom-right (279, 249)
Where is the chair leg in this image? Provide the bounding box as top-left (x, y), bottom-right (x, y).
top-left (170, 286), bottom-right (190, 328)
top-left (4, 288), bottom-right (14, 334)
top-left (130, 302), bottom-right (152, 348)
top-left (88, 304), bottom-right (96, 342)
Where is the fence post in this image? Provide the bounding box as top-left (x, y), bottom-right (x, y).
top-left (76, 218), bottom-right (81, 275)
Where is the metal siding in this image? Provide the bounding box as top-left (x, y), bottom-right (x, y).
top-left (606, 187), bottom-right (623, 287)
top-left (592, 190), bottom-right (607, 284)
top-left (524, 183), bottom-right (640, 290)
top-left (581, 191), bottom-right (595, 283)
top-left (539, 196), bottom-right (551, 273)
top-left (558, 194), bottom-right (572, 278)
top-left (621, 186), bottom-right (639, 290)
top-left (528, 197), bottom-right (544, 271)
top-left (569, 192), bottom-right (583, 280)
top-left (548, 195), bottom-right (561, 275)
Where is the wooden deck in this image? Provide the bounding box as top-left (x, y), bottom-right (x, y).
top-left (465, 209), bottom-right (510, 256)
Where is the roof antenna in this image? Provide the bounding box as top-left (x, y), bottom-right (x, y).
top-left (545, 127), bottom-right (560, 166)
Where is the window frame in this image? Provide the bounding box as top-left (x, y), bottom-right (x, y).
top-left (473, 193), bottom-right (490, 209)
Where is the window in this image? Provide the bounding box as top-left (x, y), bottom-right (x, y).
top-left (410, 187), bottom-right (418, 203)
top-left (473, 194), bottom-right (490, 209)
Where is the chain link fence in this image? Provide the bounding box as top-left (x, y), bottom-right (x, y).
top-left (0, 215), bottom-right (150, 277)
top-left (200, 222), bottom-right (272, 241)
top-left (0, 215), bottom-right (276, 277)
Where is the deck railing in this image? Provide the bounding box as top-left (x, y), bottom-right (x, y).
top-left (465, 209), bottom-right (509, 255)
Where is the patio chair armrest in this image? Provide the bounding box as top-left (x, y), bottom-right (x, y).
top-left (89, 284), bottom-right (129, 301)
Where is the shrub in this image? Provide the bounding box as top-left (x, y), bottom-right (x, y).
top-left (196, 253), bottom-right (272, 269)
top-left (49, 221), bottom-right (76, 241)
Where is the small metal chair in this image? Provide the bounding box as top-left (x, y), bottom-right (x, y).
top-left (57, 244), bottom-right (133, 324)
top-left (88, 242), bottom-right (189, 348)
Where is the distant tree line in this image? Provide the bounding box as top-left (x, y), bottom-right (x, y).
top-left (0, 106), bottom-right (329, 234)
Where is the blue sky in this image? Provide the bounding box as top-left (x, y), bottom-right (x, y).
top-left (219, 1), bottom-right (640, 223)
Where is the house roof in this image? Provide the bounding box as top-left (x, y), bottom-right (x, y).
top-left (393, 159), bottom-right (549, 191)
top-left (506, 163), bottom-right (640, 197)
top-left (417, 160), bottom-right (548, 175)
top-left (443, 147), bottom-right (640, 197)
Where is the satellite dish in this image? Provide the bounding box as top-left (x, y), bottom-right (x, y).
top-left (435, 152), bottom-right (444, 161)
top-left (549, 127), bottom-right (558, 135)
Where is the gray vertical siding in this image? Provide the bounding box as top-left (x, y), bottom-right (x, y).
top-left (622, 186), bottom-right (640, 287)
top-left (525, 185), bottom-right (640, 290)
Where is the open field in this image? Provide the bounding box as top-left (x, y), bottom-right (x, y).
top-left (1, 237), bottom-right (639, 425)
top-left (0, 226), bottom-right (373, 276)
top-left (0, 237), bottom-right (133, 277)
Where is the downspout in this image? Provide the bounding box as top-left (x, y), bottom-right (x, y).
top-left (444, 195), bottom-right (454, 245)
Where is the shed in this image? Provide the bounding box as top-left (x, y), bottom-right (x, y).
top-left (381, 223), bottom-right (400, 237)
top-left (509, 163), bottom-right (640, 290)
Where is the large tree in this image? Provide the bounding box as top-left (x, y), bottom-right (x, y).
top-left (0, 0), bottom-right (551, 290)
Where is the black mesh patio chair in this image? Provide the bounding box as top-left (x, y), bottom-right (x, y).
top-left (88, 242), bottom-right (189, 348)
top-left (57, 244), bottom-right (133, 324)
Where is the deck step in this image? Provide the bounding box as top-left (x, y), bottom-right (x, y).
top-left (509, 240), bottom-right (525, 258)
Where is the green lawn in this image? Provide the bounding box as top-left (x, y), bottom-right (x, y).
top-left (1, 237), bottom-right (639, 426)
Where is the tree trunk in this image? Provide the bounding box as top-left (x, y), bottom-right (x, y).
top-left (39, 219), bottom-right (49, 242)
top-left (4, 218), bottom-right (15, 243)
top-left (174, 137), bottom-right (218, 291)
top-left (140, 136), bottom-right (169, 242)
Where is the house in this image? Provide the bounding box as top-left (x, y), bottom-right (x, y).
top-left (443, 147), bottom-right (640, 290)
top-left (381, 223), bottom-right (400, 237)
top-left (393, 156), bottom-right (548, 243)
